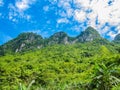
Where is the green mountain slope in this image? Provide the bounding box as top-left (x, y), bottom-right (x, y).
top-left (0, 27), bottom-right (120, 90)
top-left (1, 32), bottom-right (44, 53)
top-left (0, 43), bottom-right (120, 90)
top-left (76, 26), bottom-right (102, 42)
top-left (45, 31), bottom-right (74, 45)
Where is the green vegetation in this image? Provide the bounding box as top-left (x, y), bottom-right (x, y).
top-left (76, 26), bottom-right (102, 42)
top-left (0, 27), bottom-right (105, 54)
top-left (0, 42), bottom-right (120, 90)
top-left (0, 27), bottom-right (120, 89)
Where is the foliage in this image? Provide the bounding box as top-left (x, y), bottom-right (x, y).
top-left (89, 63), bottom-right (120, 90)
top-left (0, 42), bottom-right (120, 90)
top-left (0, 27), bottom-right (120, 89)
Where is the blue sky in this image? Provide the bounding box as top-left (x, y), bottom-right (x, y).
top-left (0, 0), bottom-right (120, 45)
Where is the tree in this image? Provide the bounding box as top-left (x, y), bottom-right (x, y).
top-left (89, 63), bottom-right (120, 90)
top-left (100, 45), bottom-right (111, 56)
top-left (0, 46), bottom-right (4, 56)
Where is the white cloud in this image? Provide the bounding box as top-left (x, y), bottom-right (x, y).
top-left (57, 0), bottom-right (74, 18)
top-left (75, 0), bottom-right (120, 37)
top-left (48, 0), bottom-right (57, 5)
top-left (116, 26), bottom-right (120, 34)
top-left (8, 4), bottom-right (18, 22)
top-left (66, 8), bottom-right (74, 18)
top-left (58, 10), bottom-right (66, 17)
top-left (57, 18), bottom-right (69, 24)
top-left (25, 30), bottom-right (49, 37)
top-left (107, 31), bottom-right (117, 39)
top-left (58, 0), bottom-right (71, 9)
top-left (15, 0), bottom-right (36, 12)
top-left (24, 30), bottom-right (41, 34)
top-left (90, 0), bottom-right (120, 26)
top-left (71, 25), bottom-right (84, 32)
top-left (8, 0), bottom-right (36, 22)
top-left (74, 10), bottom-right (86, 22)
top-left (0, 0), bottom-right (4, 6)
top-left (49, 0), bottom-right (120, 39)
top-left (43, 6), bottom-right (49, 12)
top-left (16, 1), bottom-right (29, 11)
top-left (100, 26), bottom-right (109, 35)
top-left (73, 0), bottom-right (90, 10)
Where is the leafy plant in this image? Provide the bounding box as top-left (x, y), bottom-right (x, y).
top-left (89, 63), bottom-right (120, 90)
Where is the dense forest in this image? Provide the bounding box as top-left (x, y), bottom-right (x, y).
top-left (0, 27), bottom-right (120, 90)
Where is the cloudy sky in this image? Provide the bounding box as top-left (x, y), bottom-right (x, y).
top-left (0, 0), bottom-right (120, 45)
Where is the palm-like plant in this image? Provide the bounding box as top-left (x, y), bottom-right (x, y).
top-left (89, 63), bottom-right (120, 90)
top-left (18, 80), bottom-right (35, 90)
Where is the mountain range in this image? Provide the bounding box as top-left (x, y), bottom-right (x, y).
top-left (0, 26), bottom-right (120, 55)
top-left (0, 26), bottom-right (120, 90)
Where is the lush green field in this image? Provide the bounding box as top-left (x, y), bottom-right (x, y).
top-left (0, 43), bottom-right (120, 90)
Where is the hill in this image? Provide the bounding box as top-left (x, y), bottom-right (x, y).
top-left (0, 27), bottom-right (111, 54)
top-left (0, 27), bottom-right (120, 90)
top-left (113, 33), bottom-right (120, 44)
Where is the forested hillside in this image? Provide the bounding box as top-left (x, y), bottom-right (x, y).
top-left (0, 27), bottom-right (120, 90)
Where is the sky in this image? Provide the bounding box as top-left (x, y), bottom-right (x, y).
top-left (0, 0), bottom-right (120, 45)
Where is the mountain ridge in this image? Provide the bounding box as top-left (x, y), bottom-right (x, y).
top-left (113, 33), bottom-right (120, 43)
top-left (75, 26), bottom-right (102, 42)
top-left (0, 26), bottom-right (120, 54)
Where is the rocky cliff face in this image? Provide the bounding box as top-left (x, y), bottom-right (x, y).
top-left (0, 27), bottom-right (112, 54)
top-left (113, 34), bottom-right (120, 43)
top-left (2, 32), bottom-right (44, 53)
top-left (46, 31), bottom-right (70, 45)
top-left (75, 26), bottom-right (101, 42)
